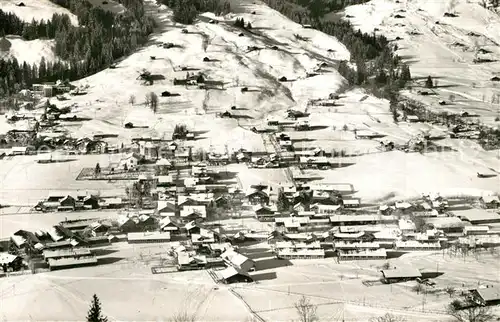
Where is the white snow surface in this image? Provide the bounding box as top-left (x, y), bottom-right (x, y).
top-left (0, 0), bottom-right (78, 25)
top-left (2, 36), bottom-right (59, 65)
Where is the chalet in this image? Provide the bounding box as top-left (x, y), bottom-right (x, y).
top-left (479, 195), bottom-right (500, 209)
top-left (191, 228), bottom-right (216, 244)
top-left (0, 253), bottom-right (24, 271)
top-left (425, 216), bottom-right (464, 233)
top-left (176, 252), bottom-right (207, 271)
top-left (138, 141), bottom-right (159, 161)
top-left (218, 266), bottom-right (253, 284)
top-left (471, 286), bottom-right (500, 306)
top-left (58, 195), bottom-right (76, 211)
top-left (99, 197), bottom-right (122, 209)
top-left (246, 189), bottom-right (270, 205)
top-left (180, 205), bottom-right (207, 219)
top-left (254, 205), bottom-right (276, 221)
top-left (157, 200), bottom-right (176, 217)
top-left (127, 232), bottom-right (171, 243)
top-left (185, 221), bottom-right (200, 235)
top-left (160, 217), bottom-right (181, 233)
top-left (381, 267), bottom-right (422, 284)
top-left (398, 219), bottom-right (416, 233)
top-left (119, 152), bottom-right (143, 170)
top-left (293, 202), bottom-right (306, 212)
top-left (221, 249), bottom-right (256, 272)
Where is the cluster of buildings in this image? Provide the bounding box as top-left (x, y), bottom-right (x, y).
top-left (35, 191), bottom-right (122, 212)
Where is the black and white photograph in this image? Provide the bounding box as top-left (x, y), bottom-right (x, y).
top-left (0, 0), bottom-right (500, 320)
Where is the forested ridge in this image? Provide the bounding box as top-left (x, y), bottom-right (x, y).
top-left (263, 0), bottom-right (411, 99)
top-left (0, 0), bottom-right (155, 97)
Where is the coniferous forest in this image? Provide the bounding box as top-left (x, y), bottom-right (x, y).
top-left (0, 0), bottom-right (155, 97)
top-left (263, 0), bottom-right (411, 99)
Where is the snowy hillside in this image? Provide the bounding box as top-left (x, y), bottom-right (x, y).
top-left (2, 36), bottom-right (59, 65)
top-left (344, 0), bottom-right (500, 125)
top-left (0, 0), bottom-right (78, 25)
top-left (62, 0), bottom-right (350, 151)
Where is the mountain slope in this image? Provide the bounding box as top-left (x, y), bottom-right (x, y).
top-left (343, 0), bottom-right (500, 125)
top-left (62, 0), bottom-right (350, 151)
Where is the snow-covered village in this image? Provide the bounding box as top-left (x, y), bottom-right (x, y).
top-left (1, 0), bottom-right (500, 321)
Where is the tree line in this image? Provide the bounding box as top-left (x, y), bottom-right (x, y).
top-left (157, 0), bottom-right (231, 24)
top-left (263, 0), bottom-right (412, 100)
top-left (0, 0), bottom-right (155, 97)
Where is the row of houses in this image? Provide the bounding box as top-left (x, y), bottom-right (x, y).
top-left (36, 191), bottom-right (123, 212)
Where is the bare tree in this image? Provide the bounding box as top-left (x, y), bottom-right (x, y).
top-left (294, 295), bottom-right (318, 322)
top-left (149, 92), bottom-right (159, 113)
top-left (144, 94), bottom-right (151, 107)
top-left (370, 313), bottom-right (407, 322)
top-left (445, 286), bottom-right (456, 298)
top-left (170, 311), bottom-right (196, 322)
top-left (447, 301), bottom-right (495, 322)
top-left (412, 283), bottom-right (425, 294)
top-left (129, 95), bottom-right (136, 105)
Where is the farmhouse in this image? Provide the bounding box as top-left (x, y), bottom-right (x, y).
top-left (463, 225), bottom-right (489, 235)
top-left (127, 232), bottom-right (171, 243)
top-left (311, 204), bottom-right (341, 215)
top-left (246, 189), bottom-right (270, 205)
top-left (119, 152), bottom-right (144, 170)
top-left (157, 200), bottom-right (176, 217)
top-left (219, 266), bottom-right (253, 284)
top-left (221, 249), bottom-right (256, 272)
top-left (381, 267), bottom-right (422, 284)
top-left (191, 228), bottom-right (216, 244)
top-left (254, 205), bottom-right (276, 221)
top-left (159, 217), bottom-right (181, 233)
top-left (471, 286), bottom-right (500, 306)
top-left (0, 253), bottom-right (24, 271)
top-left (180, 205), bottom-right (207, 219)
top-left (479, 195), bottom-right (500, 209)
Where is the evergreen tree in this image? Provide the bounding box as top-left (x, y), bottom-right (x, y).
top-left (400, 63), bottom-right (411, 82)
top-left (277, 190), bottom-right (290, 212)
top-left (246, 21), bottom-right (252, 29)
top-left (94, 163), bottom-right (101, 176)
top-left (425, 75), bottom-right (434, 88)
top-left (86, 294), bottom-right (108, 322)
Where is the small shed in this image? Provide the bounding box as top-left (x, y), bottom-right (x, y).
top-left (203, 57), bottom-right (210, 62)
top-left (491, 76), bottom-right (500, 82)
top-left (279, 76), bottom-right (288, 82)
top-left (381, 267), bottom-right (422, 284)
